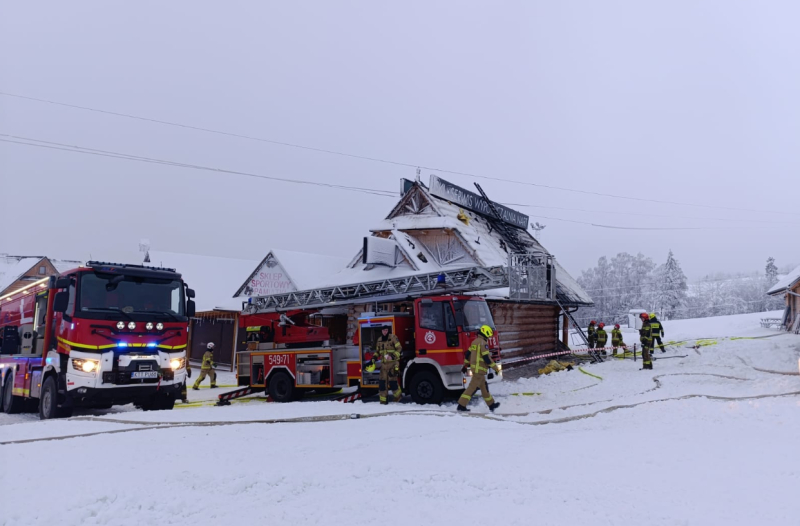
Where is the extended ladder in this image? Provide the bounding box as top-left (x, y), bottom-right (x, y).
top-left (244, 264), bottom-right (509, 313)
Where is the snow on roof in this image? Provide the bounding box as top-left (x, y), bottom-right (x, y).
top-left (268, 250), bottom-right (350, 290)
top-left (0, 256), bottom-right (45, 294)
top-left (367, 181), bottom-right (593, 306)
top-left (51, 259), bottom-right (84, 273)
top-left (147, 251), bottom-right (260, 312)
top-left (767, 264), bottom-right (800, 295)
top-left (233, 249), bottom-right (351, 299)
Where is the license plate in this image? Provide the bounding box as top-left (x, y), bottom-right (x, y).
top-left (132, 371), bottom-right (159, 379)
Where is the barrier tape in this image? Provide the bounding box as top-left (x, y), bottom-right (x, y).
top-left (504, 346), bottom-right (626, 367)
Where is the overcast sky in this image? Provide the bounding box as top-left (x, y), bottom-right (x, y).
top-left (1, 1), bottom-right (798, 280)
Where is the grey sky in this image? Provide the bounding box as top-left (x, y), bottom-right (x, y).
top-left (1, 1), bottom-right (798, 280)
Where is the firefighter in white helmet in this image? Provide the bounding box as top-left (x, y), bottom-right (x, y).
top-left (192, 342), bottom-right (217, 390)
top-left (457, 325), bottom-right (500, 412)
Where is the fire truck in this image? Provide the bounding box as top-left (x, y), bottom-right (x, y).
top-left (0, 261), bottom-right (196, 419)
top-left (236, 295), bottom-right (501, 404)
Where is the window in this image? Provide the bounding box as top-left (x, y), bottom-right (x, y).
top-left (419, 301), bottom-right (445, 332)
top-left (38, 266), bottom-right (47, 275)
top-left (66, 281), bottom-right (77, 317)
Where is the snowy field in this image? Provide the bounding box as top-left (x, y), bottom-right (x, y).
top-left (2, 310), bottom-right (799, 526)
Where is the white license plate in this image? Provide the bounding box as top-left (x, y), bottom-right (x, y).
top-left (132, 371), bottom-right (159, 379)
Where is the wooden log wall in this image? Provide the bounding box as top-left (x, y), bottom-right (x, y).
top-left (488, 302), bottom-right (560, 359)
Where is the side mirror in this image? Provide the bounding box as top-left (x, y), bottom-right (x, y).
top-left (186, 288), bottom-right (196, 299)
top-left (53, 291), bottom-right (70, 313)
top-left (55, 277), bottom-right (71, 289)
top-left (186, 299), bottom-right (196, 317)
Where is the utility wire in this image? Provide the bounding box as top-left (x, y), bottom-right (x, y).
top-left (0, 135), bottom-right (397, 198)
top-left (2, 90), bottom-right (798, 218)
top-left (0, 133), bottom-right (789, 232)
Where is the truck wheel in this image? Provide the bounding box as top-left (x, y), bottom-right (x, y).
top-left (3, 374), bottom-right (25, 414)
top-left (409, 370), bottom-right (444, 405)
top-left (268, 371), bottom-right (295, 403)
top-left (39, 376), bottom-right (62, 420)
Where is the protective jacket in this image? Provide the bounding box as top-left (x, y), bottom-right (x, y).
top-left (464, 335), bottom-right (498, 375)
top-left (201, 351), bottom-right (215, 370)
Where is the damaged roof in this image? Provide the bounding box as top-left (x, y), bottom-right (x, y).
top-left (354, 177), bottom-right (593, 306)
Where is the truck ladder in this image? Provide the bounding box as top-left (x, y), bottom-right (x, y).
top-left (244, 264), bottom-right (509, 314)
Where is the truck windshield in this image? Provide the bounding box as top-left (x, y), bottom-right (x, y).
top-left (77, 272), bottom-right (186, 321)
top-left (454, 300), bottom-right (495, 332)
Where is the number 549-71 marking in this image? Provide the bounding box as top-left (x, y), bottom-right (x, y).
top-left (268, 354), bottom-right (291, 366)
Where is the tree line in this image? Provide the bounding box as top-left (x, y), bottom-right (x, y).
top-left (573, 252), bottom-right (789, 327)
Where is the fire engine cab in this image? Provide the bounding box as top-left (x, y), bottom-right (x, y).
top-left (237, 295), bottom-right (501, 404)
top-left (0, 261), bottom-right (195, 419)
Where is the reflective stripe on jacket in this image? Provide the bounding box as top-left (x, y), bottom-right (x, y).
top-left (201, 351), bottom-right (215, 370)
top-left (464, 336), bottom-right (497, 375)
top-left (375, 334), bottom-right (402, 361)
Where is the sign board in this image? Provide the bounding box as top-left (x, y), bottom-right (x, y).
top-left (428, 175), bottom-right (529, 229)
top-left (238, 256), bottom-right (297, 297)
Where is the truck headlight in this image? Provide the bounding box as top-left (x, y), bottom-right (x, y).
top-left (72, 358), bottom-right (100, 373)
top-left (146, 322), bottom-right (154, 330)
top-left (170, 358), bottom-right (186, 370)
top-left (127, 321), bottom-right (136, 330)
top-left (156, 322), bottom-right (164, 331)
top-left (116, 321), bottom-right (125, 330)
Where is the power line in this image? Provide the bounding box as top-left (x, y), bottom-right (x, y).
top-left (3, 90), bottom-right (798, 218)
top-left (0, 135), bottom-right (397, 198)
top-left (1, 133), bottom-right (791, 232)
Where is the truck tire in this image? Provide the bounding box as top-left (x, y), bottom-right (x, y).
top-left (268, 370), bottom-right (295, 403)
top-left (3, 373), bottom-right (25, 414)
top-left (409, 370), bottom-right (444, 405)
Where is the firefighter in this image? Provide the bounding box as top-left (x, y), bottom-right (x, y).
top-left (649, 313), bottom-right (666, 353)
top-left (192, 342), bottom-right (217, 390)
top-left (181, 360), bottom-right (192, 403)
top-left (611, 324), bottom-right (626, 355)
top-left (457, 325), bottom-right (500, 413)
top-left (596, 323), bottom-right (608, 356)
top-left (639, 313), bottom-right (653, 370)
top-left (587, 320), bottom-right (598, 351)
top-left (368, 326), bottom-right (403, 404)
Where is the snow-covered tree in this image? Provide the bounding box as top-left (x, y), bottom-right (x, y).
top-left (654, 250), bottom-right (688, 320)
top-left (765, 257), bottom-right (779, 287)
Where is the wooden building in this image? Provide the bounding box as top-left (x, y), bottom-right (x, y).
top-left (0, 255), bottom-right (83, 299)
top-left (767, 264), bottom-right (800, 333)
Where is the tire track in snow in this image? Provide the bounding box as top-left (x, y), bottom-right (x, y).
top-left (4, 385), bottom-right (797, 446)
top-left (734, 355), bottom-right (800, 376)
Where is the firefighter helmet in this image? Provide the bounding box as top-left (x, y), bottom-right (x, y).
top-left (589, 320), bottom-right (596, 325)
top-left (649, 313), bottom-right (656, 319)
top-left (207, 342), bottom-right (215, 349)
top-left (479, 325), bottom-right (494, 338)
top-left (639, 313), bottom-right (649, 320)
top-left (598, 322), bottom-right (605, 329)
top-left (614, 324), bottom-right (620, 329)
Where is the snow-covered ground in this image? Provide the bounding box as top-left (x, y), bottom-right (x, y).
top-left (2, 310), bottom-right (799, 526)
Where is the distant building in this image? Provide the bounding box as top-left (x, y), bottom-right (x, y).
top-left (767, 264), bottom-right (800, 333)
top-left (0, 255), bottom-right (83, 299)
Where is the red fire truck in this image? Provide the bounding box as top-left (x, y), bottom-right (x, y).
top-left (0, 261), bottom-right (196, 419)
top-left (237, 295), bottom-right (501, 404)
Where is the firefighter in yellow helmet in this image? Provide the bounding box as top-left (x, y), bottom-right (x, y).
top-left (457, 325), bottom-right (500, 412)
top-left (367, 326), bottom-right (403, 404)
top-left (649, 313), bottom-right (666, 353)
top-left (192, 342), bottom-right (217, 389)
